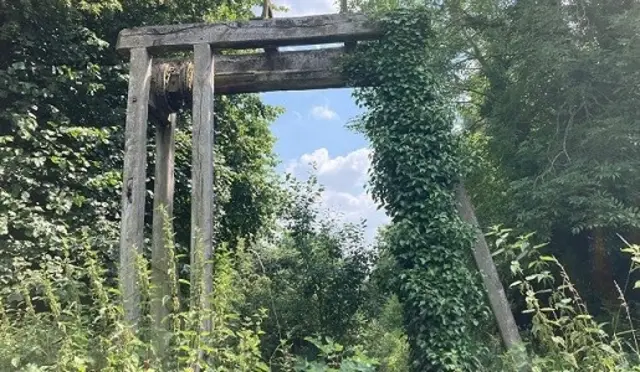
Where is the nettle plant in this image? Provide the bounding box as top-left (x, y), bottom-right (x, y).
top-left (0, 228), bottom-right (269, 372)
top-left (344, 8), bottom-right (487, 372)
top-left (487, 227), bottom-right (640, 371)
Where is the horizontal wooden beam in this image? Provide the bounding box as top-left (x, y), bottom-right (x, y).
top-left (117, 14), bottom-right (377, 53)
top-left (150, 48), bottom-right (348, 103)
top-left (218, 68), bottom-right (345, 94)
top-left (215, 47), bottom-right (346, 93)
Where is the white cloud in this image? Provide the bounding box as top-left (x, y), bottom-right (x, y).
top-left (274, 0), bottom-right (336, 17)
top-left (259, 2), bottom-right (385, 241)
top-left (285, 147), bottom-right (389, 243)
top-left (287, 148), bottom-right (369, 190)
top-left (310, 105), bottom-right (338, 120)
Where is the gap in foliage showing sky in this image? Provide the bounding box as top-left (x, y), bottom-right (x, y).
top-left (254, 1), bottom-right (389, 243)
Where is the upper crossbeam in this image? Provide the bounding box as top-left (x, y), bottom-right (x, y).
top-left (147, 47), bottom-right (347, 119)
top-left (116, 14), bottom-right (378, 53)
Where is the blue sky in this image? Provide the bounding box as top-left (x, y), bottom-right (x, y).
top-left (262, 89), bottom-right (366, 164)
top-left (255, 1), bottom-right (390, 243)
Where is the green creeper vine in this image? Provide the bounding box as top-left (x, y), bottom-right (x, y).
top-left (344, 8), bottom-right (487, 371)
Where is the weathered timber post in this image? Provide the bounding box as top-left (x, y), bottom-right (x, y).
top-left (340, 0), bottom-right (356, 51)
top-left (191, 44), bottom-right (215, 334)
top-left (151, 112), bottom-right (177, 354)
top-left (120, 47), bottom-right (152, 326)
top-left (115, 13), bottom-right (380, 359)
top-left (116, 11), bottom-right (379, 343)
top-left (456, 184), bottom-right (528, 367)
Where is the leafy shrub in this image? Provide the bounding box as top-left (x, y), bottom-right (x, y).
top-left (0, 194), bottom-right (382, 372)
top-left (488, 228), bottom-right (640, 371)
top-left (357, 296), bottom-right (410, 372)
top-left (0, 234), bottom-right (268, 371)
top-left (293, 337), bottom-right (378, 372)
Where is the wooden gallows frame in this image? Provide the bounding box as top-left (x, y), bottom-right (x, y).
top-left (115, 0), bottom-right (525, 361)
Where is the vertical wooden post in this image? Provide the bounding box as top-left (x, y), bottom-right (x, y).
top-left (191, 43), bottom-right (214, 333)
top-left (120, 47), bottom-right (152, 326)
top-left (341, 0), bottom-right (356, 52)
top-left (455, 184), bottom-right (528, 366)
top-left (151, 113), bottom-right (176, 355)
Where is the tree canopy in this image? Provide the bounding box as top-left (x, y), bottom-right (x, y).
top-left (0, 0), bottom-right (282, 272)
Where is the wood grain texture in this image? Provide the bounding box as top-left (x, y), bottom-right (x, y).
top-left (190, 44), bottom-right (214, 334)
top-left (119, 47), bottom-right (152, 326)
top-left (455, 184), bottom-right (528, 365)
top-left (116, 14), bottom-right (377, 53)
top-left (217, 69), bottom-right (345, 94)
top-left (150, 48), bottom-right (347, 98)
top-left (215, 48), bottom-right (345, 93)
top-left (151, 113), bottom-right (176, 355)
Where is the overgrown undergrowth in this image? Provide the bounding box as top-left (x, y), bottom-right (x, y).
top-left (1, 224), bottom-right (639, 371)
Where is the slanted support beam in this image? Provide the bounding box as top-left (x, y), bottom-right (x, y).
top-left (190, 44), bottom-right (214, 335)
top-left (116, 14), bottom-right (377, 53)
top-left (455, 184), bottom-right (528, 368)
top-left (151, 112), bottom-right (176, 356)
top-left (120, 47), bottom-right (152, 326)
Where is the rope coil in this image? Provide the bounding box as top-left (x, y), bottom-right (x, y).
top-left (150, 60), bottom-right (193, 116)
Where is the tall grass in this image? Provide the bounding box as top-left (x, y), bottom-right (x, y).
top-left (0, 211), bottom-right (378, 371)
top-left (1, 213), bottom-right (639, 371)
top-left (488, 229), bottom-right (640, 372)
top-left (0, 212), bottom-right (267, 371)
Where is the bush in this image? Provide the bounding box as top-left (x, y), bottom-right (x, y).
top-left (487, 228), bottom-right (640, 372)
top-left (358, 296), bottom-right (410, 372)
top-left (0, 234), bottom-right (268, 371)
top-left (0, 205), bottom-right (381, 372)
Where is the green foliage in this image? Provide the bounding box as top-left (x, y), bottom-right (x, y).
top-left (457, 0), bottom-right (640, 238)
top-left (293, 337), bottom-right (378, 372)
top-left (12, 0), bottom-right (640, 371)
top-left (452, 0), bottom-right (640, 325)
top-left (242, 174), bottom-right (374, 363)
top-left (0, 236), bottom-right (268, 371)
top-left (0, 181), bottom-right (404, 371)
top-left (358, 296), bottom-right (410, 372)
top-left (487, 230), bottom-right (640, 371)
top-left (622, 242), bottom-right (640, 291)
top-left (0, 0), bottom-right (281, 278)
top-left (344, 7), bottom-right (487, 371)
top-left (1, 0), bottom-right (489, 370)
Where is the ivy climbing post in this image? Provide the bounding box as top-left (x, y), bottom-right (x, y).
top-left (346, 9), bottom-right (488, 371)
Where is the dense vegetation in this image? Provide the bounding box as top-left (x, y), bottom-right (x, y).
top-left (345, 9), bottom-right (487, 370)
top-left (0, 0), bottom-right (639, 371)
